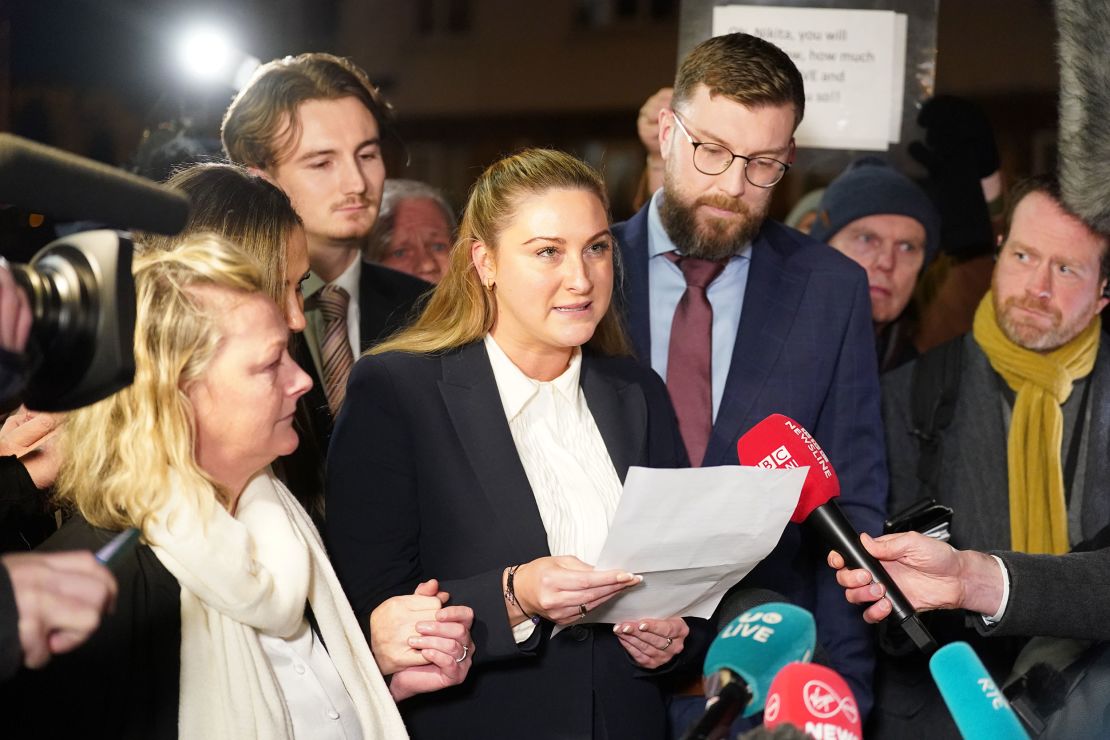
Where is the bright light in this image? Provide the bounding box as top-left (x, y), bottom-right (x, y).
top-left (177, 24), bottom-right (236, 84)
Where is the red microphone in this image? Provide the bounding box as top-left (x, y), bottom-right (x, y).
top-left (738, 414), bottom-right (937, 653)
top-left (763, 662), bottom-right (862, 740)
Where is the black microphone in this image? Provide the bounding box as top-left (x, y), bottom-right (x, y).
top-left (738, 414), bottom-right (938, 654)
top-left (0, 133), bottom-right (190, 235)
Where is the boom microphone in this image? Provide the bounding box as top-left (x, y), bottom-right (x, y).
top-left (930, 642), bottom-right (1030, 739)
top-left (763, 662), bottom-right (862, 740)
top-left (737, 413), bottom-right (938, 653)
top-left (0, 133), bottom-right (189, 235)
top-left (682, 601), bottom-right (815, 740)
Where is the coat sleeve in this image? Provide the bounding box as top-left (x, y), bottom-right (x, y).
top-left (981, 549), bottom-right (1110, 640)
top-left (0, 563), bottom-right (20, 682)
top-left (324, 357), bottom-right (540, 667)
top-left (809, 268), bottom-right (887, 719)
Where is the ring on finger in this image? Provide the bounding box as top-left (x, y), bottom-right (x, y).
top-left (578, 604), bottom-right (589, 619)
top-left (454, 644), bottom-right (469, 664)
top-left (663, 637), bottom-right (673, 650)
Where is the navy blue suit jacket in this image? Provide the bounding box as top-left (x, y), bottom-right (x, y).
top-left (613, 204), bottom-right (887, 716)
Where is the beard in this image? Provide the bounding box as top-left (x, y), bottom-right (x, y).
top-left (993, 291), bottom-right (1096, 352)
top-left (659, 168), bottom-right (768, 260)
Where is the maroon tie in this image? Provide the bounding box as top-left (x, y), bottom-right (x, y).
top-left (666, 252), bottom-right (726, 467)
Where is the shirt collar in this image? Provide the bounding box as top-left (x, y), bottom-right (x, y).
top-left (646, 188), bottom-right (753, 262)
top-left (305, 254), bottom-right (362, 300)
top-left (484, 334), bottom-right (582, 422)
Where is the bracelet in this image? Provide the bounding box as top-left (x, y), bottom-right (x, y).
top-left (505, 564), bottom-right (540, 625)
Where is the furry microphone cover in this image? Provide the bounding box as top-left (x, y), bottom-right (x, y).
top-left (1056, 0), bottom-right (1110, 234)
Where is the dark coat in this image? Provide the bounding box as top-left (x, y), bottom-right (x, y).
top-left (324, 341), bottom-right (708, 739)
top-left (876, 333), bottom-right (1110, 738)
top-left (1, 518), bottom-right (181, 740)
top-left (613, 205), bottom-right (888, 715)
top-left (988, 548), bottom-right (1110, 640)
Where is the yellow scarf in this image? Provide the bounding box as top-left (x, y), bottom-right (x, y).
top-left (972, 292), bottom-right (1100, 554)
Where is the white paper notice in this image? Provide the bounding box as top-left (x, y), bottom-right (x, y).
top-left (712, 5), bottom-right (906, 151)
top-left (565, 465), bottom-right (805, 631)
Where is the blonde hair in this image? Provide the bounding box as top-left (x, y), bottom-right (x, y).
top-left (138, 163), bottom-right (301, 319)
top-left (55, 235), bottom-right (266, 530)
top-left (373, 148), bottom-right (631, 357)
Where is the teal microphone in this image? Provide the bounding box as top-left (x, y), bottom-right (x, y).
top-left (683, 602), bottom-right (816, 740)
top-left (929, 642), bottom-right (1030, 739)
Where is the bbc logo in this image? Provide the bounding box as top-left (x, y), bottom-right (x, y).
top-left (758, 445), bottom-right (795, 469)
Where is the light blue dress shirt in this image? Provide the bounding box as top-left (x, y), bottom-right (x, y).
top-left (645, 189), bottom-right (751, 421)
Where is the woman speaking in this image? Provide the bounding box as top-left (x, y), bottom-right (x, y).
top-left (326, 149), bottom-right (705, 739)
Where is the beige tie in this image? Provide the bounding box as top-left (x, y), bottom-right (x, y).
top-left (318, 285), bottom-right (354, 415)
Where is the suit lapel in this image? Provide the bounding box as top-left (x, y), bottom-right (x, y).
top-left (703, 226), bottom-right (809, 464)
top-left (438, 343), bottom-right (551, 559)
top-left (301, 272), bottom-right (327, 379)
top-left (615, 206), bottom-right (653, 363)
top-left (581, 354), bottom-right (646, 482)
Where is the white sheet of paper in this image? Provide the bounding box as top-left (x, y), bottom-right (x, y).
top-left (712, 5), bottom-right (901, 151)
top-left (558, 465), bottom-right (805, 633)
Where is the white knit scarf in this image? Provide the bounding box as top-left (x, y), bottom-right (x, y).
top-left (143, 471), bottom-right (408, 739)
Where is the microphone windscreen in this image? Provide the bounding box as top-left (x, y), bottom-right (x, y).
top-left (704, 602), bottom-right (816, 717)
top-left (929, 642), bottom-right (1030, 740)
top-left (1056, 0), bottom-right (1110, 234)
top-left (737, 413), bottom-right (840, 523)
top-left (763, 662), bottom-right (862, 740)
top-left (715, 588), bottom-right (790, 631)
top-left (0, 133), bottom-right (190, 235)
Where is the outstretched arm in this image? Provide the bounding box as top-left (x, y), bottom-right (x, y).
top-left (827, 531), bottom-right (1005, 622)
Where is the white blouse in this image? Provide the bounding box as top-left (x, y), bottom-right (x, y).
top-left (484, 335), bottom-right (624, 640)
top-left (258, 618), bottom-right (363, 740)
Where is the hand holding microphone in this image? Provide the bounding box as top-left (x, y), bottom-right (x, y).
top-left (737, 414), bottom-right (938, 653)
top-left (828, 530), bottom-right (1007, 623)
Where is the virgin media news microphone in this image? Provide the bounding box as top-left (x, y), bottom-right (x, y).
top-left (681, 602), bottom-right (815, 740)
top-left (930, 642), bottom-right (1029, 740)
top-left (737, 413), bottom-right (938, 653)
top-left (763, 662), bottom-right (862, 740)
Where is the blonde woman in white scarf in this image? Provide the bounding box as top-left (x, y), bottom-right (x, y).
top-left (1, 236), bottom-right (472, 739)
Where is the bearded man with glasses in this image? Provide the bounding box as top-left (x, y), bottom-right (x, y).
top-left (612, 32), bottom-right (887, 735)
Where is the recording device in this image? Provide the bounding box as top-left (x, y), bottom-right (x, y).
top-left (681, 601), bottom-right (815, 740)
top-left (737, 413), bottom-right (939, 654)
top-left (0, 133), bottom-right (189, 410)
top-left (884, 497), bottom-right (954, 541)
top-left (930, 641), bottom-right (1030, 739)
top-left (1004, 663), bottom-right (1067, 737)
top-left (762, 662), bottom-right (862, 740)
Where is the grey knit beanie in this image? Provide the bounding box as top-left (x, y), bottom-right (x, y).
top-left (809, 157), bottom-right (941, 263)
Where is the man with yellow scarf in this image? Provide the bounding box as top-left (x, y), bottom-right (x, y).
top-left (871, 173), bottom-right (1110, 739)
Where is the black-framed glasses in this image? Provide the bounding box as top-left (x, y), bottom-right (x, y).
top-left (671, 111), bottom-right (791, 188)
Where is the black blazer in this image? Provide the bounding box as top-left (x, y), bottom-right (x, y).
top-left (1, 518), bottom-right (181, 740)
top-left (325, 341), bottom-right (706, 740)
